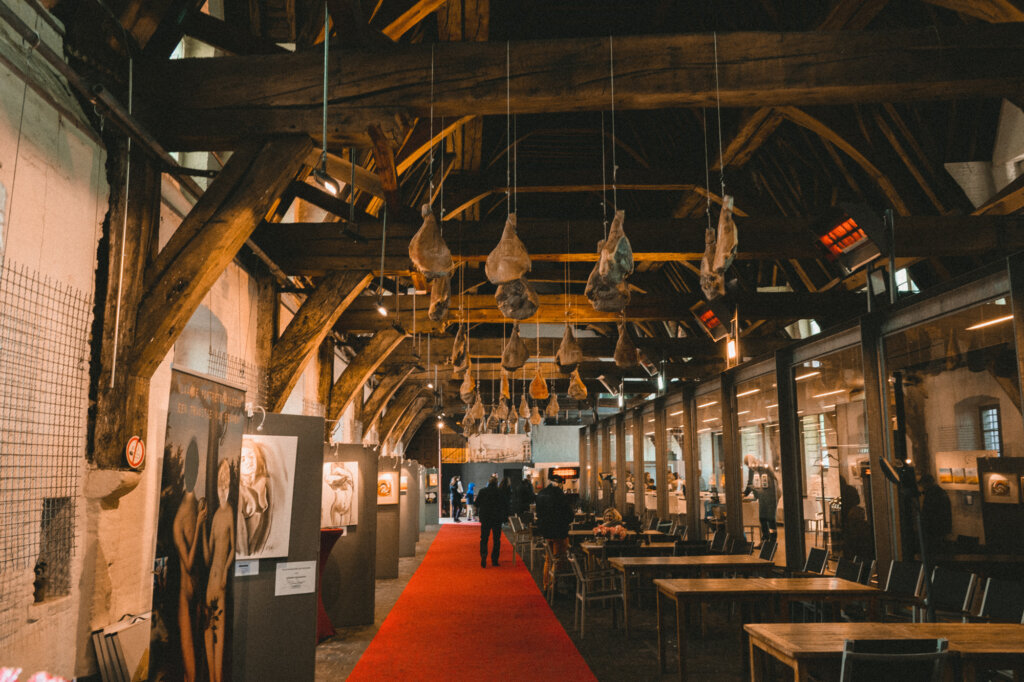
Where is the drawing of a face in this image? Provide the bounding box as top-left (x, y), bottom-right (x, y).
top-left (217, 459), bottom-right (231, 507)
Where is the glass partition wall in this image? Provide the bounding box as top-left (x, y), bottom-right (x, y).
top-left (883, 295), bottom-right (1024, 557)
top-left (735, 372), bottom-right (782, 549)
top-left (792, 345), bottom-right (871, 561)
top-left (695, 385), bottom-right (723, 537)
top-left (666, 394), bottom-right (686, 520)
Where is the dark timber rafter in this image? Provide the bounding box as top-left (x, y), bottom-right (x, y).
top-left (385, 397), bottom-right (430, 449)
top-left (267, 270), bottom-right (373, 412)
top-left (129, 136), bottom-right (313, 379)
top-left (152, 25), bottom-right (1024, 149)
top-left (327, 328), bottom-right (409, 422)
top-left (361, 364), bottom-right (416, 434)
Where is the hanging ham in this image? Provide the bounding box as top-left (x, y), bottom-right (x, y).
top-left (460, 365), bottom-right (476, 405)
top-left (501, 324), bottom-right (531, 371)
top-left (597, 210), bottom-right (634, 283)
top-left (556, 323), bottom-right (583, 368)
top-left (495, 397), bottom-right (510, 420)
top-left (470, 393), bottom-right (486, 422)
top-left (529, 405), bottom-right (543, 425)
top-left (529, 366), bottom-right (549, 400)
top-left (519, 393), bottom-right (531, 419)
top-left (500, 371), bottom-right (511, 400)
top-left (495, 277), bottom-right (539, 320)
top-left (712, 195), bottom-right (737, 276)
top-left (506, 410), bottom-right (518, 434)
top-left (567, 368), bottom-right (588, 400)
top-left (450, 325), bottom-right (467, 371)
top-left (428, 274), bottom-right (451, 322)
top-left (409, 204), bottom-right (453, 279)
top-left (485, 213), bottom-right (531, 284)
top-left (614, 321), bottom-right (638, 368)
top-left (585, 265), bottom-right (630, 312)
top-left (545, 393), bottom-right (560, 418)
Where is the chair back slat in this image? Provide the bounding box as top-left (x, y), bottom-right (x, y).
top-left (839, 638), bottom-right (953, 682)
top-left (885, 560), bottom-right (923, 597)
top-left (804, 546), bottom-right (828, 574)
top-left (929, 566), bottom-right (976, 614)
top-left (979, 577), bottom-right (1024, 623)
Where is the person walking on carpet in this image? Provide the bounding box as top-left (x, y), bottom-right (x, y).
top-left (535, 474), bottom-right (573, 595)
top-left (449, 476), bottom-right (464, 522)
top-left (474, 475), bottom-right (508, 567)
top-left (465, 480), bottom-right (476, 521)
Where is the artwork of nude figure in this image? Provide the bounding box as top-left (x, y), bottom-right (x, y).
top-left (171, 438), bottom-right (206, 682)
top-left (321, 462), bottom-right (359, 528)
top-left (237, 439), bottom-right (271, 555)
top-left (203, 458), bottom-right (234, 682)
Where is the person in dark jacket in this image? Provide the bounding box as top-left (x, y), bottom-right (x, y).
top-left (535, 474), bottom-right (573, 593)
top-left (514, 475), bottom-right (536, 518)
top-left (498, 477), bottom-right (513, 522)
top-left (919, 473), bottom-right (952, 553)
top-left (474, 475), bottom-right (508, 567)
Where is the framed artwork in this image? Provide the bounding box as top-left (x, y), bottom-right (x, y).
top-left (427, 473), bottom-right (439, 488)
top-left (237, 434), bottom-right (298, 560)
top-left (321, 461), bottom-right (359, 529)
top-left (377, 472), bottom-right (399, 505)
top-left (934, 451), bottom-right (989, 491)
top-left (425, 491), bottom-right (438, 504)
top-left (982, 471), bottom-right (1019, 504)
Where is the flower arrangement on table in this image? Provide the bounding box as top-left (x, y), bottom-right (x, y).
top-left (593, 524), bottom-right (629, 541)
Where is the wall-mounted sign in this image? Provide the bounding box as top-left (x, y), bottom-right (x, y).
top-left (125, 435), bottom-right (145, 469)
top-left (549, 467), bottom-right (580, 480)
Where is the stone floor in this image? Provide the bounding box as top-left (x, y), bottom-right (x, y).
top-left (315, 523), bottom-right (758, 681)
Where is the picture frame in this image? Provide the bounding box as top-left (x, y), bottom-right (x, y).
top-left (377, 472), bottom-right (399, 505)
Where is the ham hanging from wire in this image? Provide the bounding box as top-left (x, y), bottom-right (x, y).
top-left (428, 274), bottom-right (451, 322)
top-left (501, 323), bottom-right (530, 371)
top-left (614, 321), bottom-right (638, 368)
top-left (713, 195), bottom-right (737, 276)
top-left (529, 405), bottom-right (543, 425)
top-left (567, 368), bottom-right (588, 400)
top-left (585, 265), bottom-right (630, 312)
top-left (495, 397), bottom-right (510, 420)
top-left (529, 366), bottom-right (549, 400)
top-left (545, 393), bottom-right (560, 418)
top-left (519, 392), bottom-right (531, 419)
top-left (450, 325), bottom-right (467, 371)
top-left (485, 213), bottom-right (531, 284)
top-left (409, 204), bottom-right (453, 279)
top-left (460, 365), bottom-right (476, 405)
top-left (597, 210), bottom-right (634, 283)
top-left (556, 323), bottom-right (583, 368)
top-left (495, 277), bottom-right (539, 320)
top-left (469, 393), bottom-right (486, 422)
top-left (500, 371), bottom-right (511, 400)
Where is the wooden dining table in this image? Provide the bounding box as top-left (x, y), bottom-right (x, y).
top-left (745, 622), bottom-right (1024, 682)
top-left (654, 577), bottom-right (883, 681)
top-left (607, 555), bottom-right (775, 637)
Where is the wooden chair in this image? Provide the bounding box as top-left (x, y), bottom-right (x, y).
top-left (544, 542), bottom-right (576, 605)
top-left (507, 515), bottom-right (530, 568)
top-left (803, 546), bottom-right (829, 574)
top-left (881, 560), bottom-right (924, 621)
top-left (835, 557), bottom-right (865, 582)
top-left (708, 528), bottom-right (727, 554)
top-left (567, 554), bottom-right (624, 639)
top-left (839, 638), bottom-right (954, 682)
top-left (927, 566), bottom-right (977, 622)
top-left (757, 537), bottom-right (778, 562)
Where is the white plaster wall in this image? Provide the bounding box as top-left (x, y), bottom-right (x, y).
top-left (0, 5), bottom-right (107, 677)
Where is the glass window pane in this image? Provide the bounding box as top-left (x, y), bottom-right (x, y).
top-left (736, 373), bottom-right (781, 548)
top-left (696, 390), bottom-right (723, 535)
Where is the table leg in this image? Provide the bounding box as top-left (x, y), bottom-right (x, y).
top-left (656, 589), bottom-right (666, 673)
top-left (793, 660), bottom-right (808, 682)
top-left (749, 638), bottom-right (765, 682)
top-left (622, 568), bottom-right (631, 637)
top-left (676, 599), bottom-right (687, 681)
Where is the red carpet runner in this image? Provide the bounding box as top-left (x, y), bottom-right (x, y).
top-left (347, 524), bottom-right (596, 681)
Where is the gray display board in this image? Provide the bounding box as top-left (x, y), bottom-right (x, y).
top-left (375, 456), bottom-right (401, 579)
top-left (321, 444), bottom-right (378, 627)
top-left (424, 468), bottom-right (439, 525)
top-left (232, 413), bottom-right (323, 682)
top-left (399, 462), bottom-right (420, 557)
top-left (418, 467), bottom-right (426, 533)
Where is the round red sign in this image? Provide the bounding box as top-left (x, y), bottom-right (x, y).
top-left (126, 436), bottom-right (145, 469)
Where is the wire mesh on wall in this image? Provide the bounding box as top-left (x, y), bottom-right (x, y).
top-left (0, 259), bottom-right (92, 639)
top-left (209, 349), bottom-right (267, 406)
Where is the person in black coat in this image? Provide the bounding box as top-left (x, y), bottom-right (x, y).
top-left (514, 475), bottom-right (536, 518)
top-left (535, 474), bottom-right (573, 593)
top-left (474, 475), bottom-right (508, 567)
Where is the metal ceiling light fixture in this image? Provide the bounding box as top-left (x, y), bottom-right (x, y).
top-left (312, 4), bottom-right (340, 196)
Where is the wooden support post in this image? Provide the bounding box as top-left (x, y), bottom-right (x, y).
top-left (860, 314), bottom-right (897, 568)
top-left (578, 426), bottom-right (588, 501)
top-left (130, 136), bottom-right (313, 379)
top-left (327, 328), bottom-right (408, 422)
top-left (615, 414), bottom-right (627, 517)
top-left (599, 421), bottom-right (611, 513)
top-left (92, 141), bottom-right (162, 469)
top-left (720, 371), bottom-right (745, 539)
top-left (266, 270), bottom-right (373, 412)
top-left (317, 337), bottom-right (335, 412)
top-left (776, 347), bottom-right (807, 571)
top-left (362, 365), bottom-right (416, 435)
top-left (681, 386), bottom-right (702, 542)
top-left (631, 408), bottom-right (646, 518)
top-left (588, 424), bottom-right (599, 508)
top-left (654, 398), bottom-right (669, 519)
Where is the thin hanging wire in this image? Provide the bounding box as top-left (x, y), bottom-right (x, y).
top-left (713, 32), bottom-right (725, 198)
top-left (506, 40), bottom-right (512, 218)
top-left (379, 203), bottom-right (387, 297)
top-left (429, 44), bottom-right (436, 203)
top-left (601, 111), bottom-right (608, 237)
top-left (321, 6), bottom-right (329, 162)
top-left (439, 115), bottom-right (446, 225)
top-left (703, 106), bottom-right (713, 229)
top-left (110, 56), bottom-right (134, 388)
top-left (609, 35), bottom-right (618, 210)
top-left (513, 113), bottom-right (518, 215)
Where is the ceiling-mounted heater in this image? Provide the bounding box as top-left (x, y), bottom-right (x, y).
top-left (690, 300), bottom-right (730, 342)
top-left (812, 203), bottom-right (888, 276)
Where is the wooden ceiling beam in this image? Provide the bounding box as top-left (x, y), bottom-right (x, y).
top-left (920, 0), bottom-right (1024, 22)
top-left (395, 404), bottom-right (434, 450)
top-left (267, 270), bottom-right (374, 412)
top-left (129, 136), bottom-right (313, 378)
top-left (152, 25), bottom-right (1024, 149)
top-left (326, 327), bottom-right (408, 421)
top-left (374, 0), bottom-right (449, 40)
top-left (361, 364), bottom-right (416, 433)
top-left (378, 385), bottom-right (430, 443)
top-left (385, 396), bottom-right (430, 448)
top-left (181, 12), bottom-right (290, 55)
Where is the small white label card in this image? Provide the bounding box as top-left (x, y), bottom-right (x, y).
top-left (274, 560), bottom-right (317, 596)
top-left (235, 560), bottom-right (259, 577)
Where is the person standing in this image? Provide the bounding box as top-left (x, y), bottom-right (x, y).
top-left (474, 475), bottom-right (507, 567)
top-left (498, 477), bottom-right (513, 522)
top-left (449, 476), bottom-right (464, 522)
top-left (535, 474), bottom-right (573, 595)
top-left (514, 475), bottom-right (536, 518)
top-left (743, 454), bottom-right (779, 546)
top-left (465, 480), bottom-right (476, 521)
top-left (919, 473), bottom-right (952, 553)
